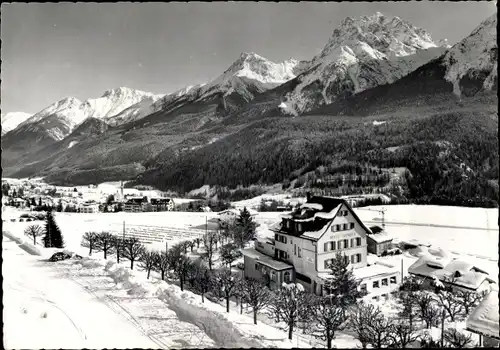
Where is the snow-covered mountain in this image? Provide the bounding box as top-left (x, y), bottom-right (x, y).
top-left (81, 87), bottom-right (164, 121)
top-left (283, 12), bottom-right (450, 113)
top-left (16, 97), bottom-right (87, 140)
top-left (1, 112), bottom-right (33, 135)
top-left (103, 94), bottom-right (166, 127)
top-left (194, 52), bottom-right (307, 102)
top-left (443, 13), bottom-right (497, 97)
top-left (9, 87), bottom-right (163, 138)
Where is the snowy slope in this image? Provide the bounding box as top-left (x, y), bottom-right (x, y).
top-left (284, 12), bottom-right (450, 113)
top-left (103, 94), bottom-right (166, 127)
top-left (15, 97), bottom-right (87, 140)
top-left (1, 112), bottom-right (33, 135)
top-left (81, 87), bottom-right (164, 122)
top-left (443, 13), bottom-right (497, 97)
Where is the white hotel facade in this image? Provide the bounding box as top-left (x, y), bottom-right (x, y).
top-left (242, 195), bottom-right (400, 299)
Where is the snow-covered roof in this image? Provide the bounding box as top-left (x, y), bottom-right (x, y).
top-left (241, 248), bottom-right (293, 271)
top-left (300, 202), bottom-right (324, 211)
top-left (466, 291), bottom-right (500, 339)
top-left (408, 255), bottom-right (495, 290)
top-left (318, 263), bottom-right (398, 282)
top-left (366, 231), bottom-right (393, 243)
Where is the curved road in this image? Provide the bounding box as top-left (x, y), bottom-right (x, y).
top-left (2, 236), bottom-right (161, 349)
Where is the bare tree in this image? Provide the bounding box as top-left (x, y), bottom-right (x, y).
top-left (443, 328), bottom-right (474, 348)
top-left (436, 291), bottom-right (464, 322)
top-left (241, 277), bottom-right (272, 325)
top-left (202, 231), bottom-right (217, 270)
top-left (187, 240), bottom-right (196, 253)
top-left (349, 302), bottom-right (382, 349)
top-left (310, 295), bottom-right (346, 349)
top-left (154, 251), bottom-right (170, 281)
top-left (186, 258), bottom-right (203, 287)
top-left (139, 250), bottom-right (156, 279)
top-left (215, 268), bottom-right (241, 313)
top-left (456, 290), bottom-right (486, 315)
top-left (422, 303), bottom-right (441, 329)
top-left (266, 291), bottom-right (282, 323)
top-left (275, 283), bottom-right (312, 340)
top-left (390, 320), bottom-right (420, 348)
top-left (24, 224), bottom-right (44, 245)
top-left (95, 232), bottom-right (116, 259)
top-left (397, 291), bottom-right (419, 328)
top-left (194, 264), bottom-right (213, 303)
top-left (81, 231), bottom-right (100, 256)
top-left (122, 237), bottom-right (145, 270)
top-left (174, 254), bottom-right (193, 291)
top-left (112, 236), bottom-right (124, 263)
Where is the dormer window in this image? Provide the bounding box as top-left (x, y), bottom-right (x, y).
top-left (286, 220), bottom-right (291, 229)
top-left (297, 223), bottom-right (303, 232)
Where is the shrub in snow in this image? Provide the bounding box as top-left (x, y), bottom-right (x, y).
top-left (443, 328), bottom-right (474, 348)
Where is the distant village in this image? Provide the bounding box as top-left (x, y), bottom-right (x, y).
top-left (1, 178), bottom-right (177, 214)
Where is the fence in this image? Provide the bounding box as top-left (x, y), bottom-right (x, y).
top-left (108, 222), bottom-right (215, 245)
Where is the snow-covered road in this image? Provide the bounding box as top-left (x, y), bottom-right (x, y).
top-left (2, 235), bottom-right (214, 349)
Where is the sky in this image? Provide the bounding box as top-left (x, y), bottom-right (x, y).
top-left (1, 1), bottom-right (497, 114)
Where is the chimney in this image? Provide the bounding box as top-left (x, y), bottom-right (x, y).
top-left (306, 191), bottom-right (312, 201)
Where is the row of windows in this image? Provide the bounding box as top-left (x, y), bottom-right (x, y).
top-left (255, 264), bottom-right (292, 283)
top-left (324, 237), bottom-right (362, 252)
top-left (276, 249), bottom-right (288, 260)
top-left (338, 210), bottom-right (349, 216)
top-left (331, 222), bottom-right (355, 232)
top-left (360, 276), bottom-right (397, 291)
top-left (324, 253), bottom-right (362, 269)
top-left (293, 244), bottom-right (302, 258)
top-left (275, 234), bottom-right (288, 243)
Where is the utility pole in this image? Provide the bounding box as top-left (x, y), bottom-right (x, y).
top-left (440, 309), bottom-right (445, 346)
top-left (401, 259), bottom-right (404, 281)
top-left (122, 221), bottom-right (125, 240)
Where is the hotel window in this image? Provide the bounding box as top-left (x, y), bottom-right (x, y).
top-left (330, 241), bottom-right (336, 251)
top-left (390, 276), bottom-right (397, 284)
top-left (350, 238), bottom-right (355, 248)
top-left (350, 222), bottom-right (355, 229)
top-left (331, 225), bottom-right (337, 232)
top-left (356, 238), bottom-right (362, 246)
top-left (324, 242), bottom-right (329, 252)
top-left (360, 284), bottom-right (367, 292)
top-left (283, 236), bottom-right (287, 244)
top-left (297, 223), bottom-right (302, 232)
top-left (337, 240), bottom-right (342, 249)
top-left (373, 281), bottom-right (380, 288)
top-left (350, 255), bottom-right (355, 264)
top-left (382, 278), bottom-right (388, 286)
top-left (356, 254), bottom-right (362, 263)
top-left (343, 239), bottom-right (349, 249)
top-left (294, 244), bottom-right (297, 255)
top-left (336, 224), bottom-right (341, 231)
top-left (298, 247), bottom-right (302, 258)
top-left (271, 271), bottom-right (277, 281)
top-left (343, 223), bottom-right (349, 230)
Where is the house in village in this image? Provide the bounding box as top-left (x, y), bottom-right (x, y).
top-left (241, 195), bottom-right (401, 300)
top-left (366, 225), bottom-right (394, 256)
top-left (124, 197), bottom-right (149, 212)
top-left (149, 197), bottom-right (175, 212)
top-left (78, 201), bottom-right (100, 213)
top-left (408, 254), bottom-right (496, 293)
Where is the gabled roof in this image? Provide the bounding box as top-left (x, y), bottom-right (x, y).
top-left (270, 196), bottom-right (373, 241)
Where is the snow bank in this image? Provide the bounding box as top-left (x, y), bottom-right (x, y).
top-left (70, 256), bottom-right (295, 348)
top-left (2, 230), bottom-right (42, 256)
